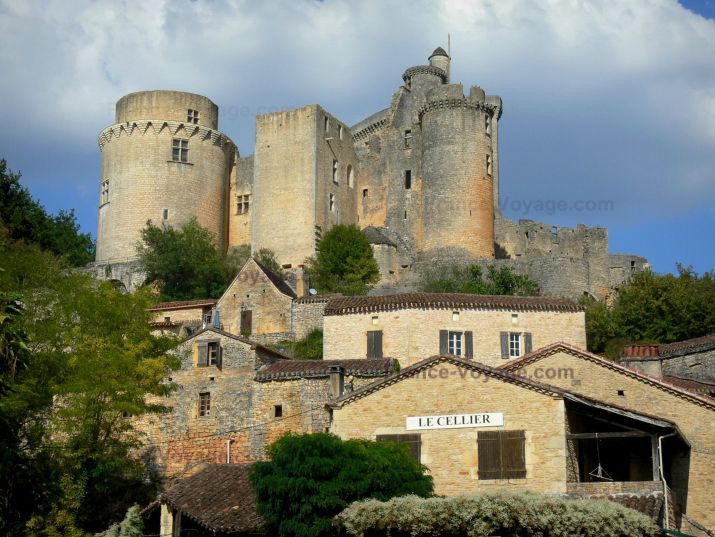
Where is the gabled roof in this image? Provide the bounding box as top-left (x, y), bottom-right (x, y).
top-left (183, 327), bottom-right (292, 361)
top-left (252, 258), bottom-right (297, 299)
top-left (255, 358), bottom-right (394, 381)
top-left (500, 342), bottom-right (715, 409)
top-left (324, 293), bottom-right (582, 316)
top-left (159, 463), bottom-right (263, 534)
top-left (149, 298), bottom-right (217, 311)
top-left (621, 334), bottom-right (715, 360)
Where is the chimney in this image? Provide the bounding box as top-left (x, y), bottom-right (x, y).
top-left (329, 365), bottom-right (345, 399)
top-left (296, 265), bottom-right (306, 298)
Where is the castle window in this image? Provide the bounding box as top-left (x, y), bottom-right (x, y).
top-left (404, 129), bottom-right (412, 149)
top-left (172, 139), bottom-right (189, 163)
top-left (237, 194), bottom-right (250, 215)
top-left (274, 404), bottom-right (283, 418)
top-left (486, 154), bottom-right (493, 176)
top-left (162, 208), bottom-right (169, 220)
top-left (324, 116), bottom-right (330, 132)
top-left (100, 180), bottom-right (109, 205)
top-left (338, 125), bottom-right (344, 140)
top-left (405, 170), bottom-right (412, 189)
top-left (332, 160), bottom-right (339, 184)
top-left (362, 188), bottom-right (368, 198)
top-left (198, 392), bottom-right (211, 417)
top-left (485, 114), bottom-right (492, 135)
top-left (347, 165), bottom-right (354, 188)
top-left (187, 109), bottom-right (200, 124)
top-left (477, 430), bottom-right (526, 479)
top-left (329, 193), bottom-right (335, 212)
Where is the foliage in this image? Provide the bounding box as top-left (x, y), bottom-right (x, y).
top-left (0, 158), bottom-right (95, 266)
top-left (336, 492), bottom-right (657, 537)
top-left (305, 225), bottom-right (379, 295)
top-left (138, 218), bottom-right (229, 300)
top-left (584, 265), bottom-right (715, 357)
top-left (254, 247), bottom-right (285, 277)
top-left (0, 292), bottom-right (29, 395)
top-left (251, 433), bottom-right (433, 537)
top-left (420, 263), bottom-right (540, 296)
top-left (103, 504), bottom-right (143, 537)
top-left (291, 329), bottom-right (323, 360)
top-left (0, 237), bottom-right (177, 534)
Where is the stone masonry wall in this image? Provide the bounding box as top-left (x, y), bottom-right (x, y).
top-left (331, 361), bottom-right (568, 496)
top-left (323, 308), bottom-right (586, 367)
top-left (228, 154), bottom-right (253, 248)
top-left (291, 299), bottom-right (330, 340)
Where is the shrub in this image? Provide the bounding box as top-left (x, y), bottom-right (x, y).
top-left (336, 492), bottom-right (657, 537)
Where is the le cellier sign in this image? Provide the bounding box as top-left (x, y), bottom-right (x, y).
top-left (406, 412), bottom-right (504, 431)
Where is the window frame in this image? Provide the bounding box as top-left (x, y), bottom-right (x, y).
top-left (237, 194), bottom-right (250, 215)
top-left (100, 179), bottom-right (110, 205)
top-left (403, 129), bottom-right (412, 149)
top-left (198, 392), bottom-right (211, 417)
top-left (486, 154), bottom-right (493, 176)
top-left (508, 332), bottom-right (521, 358)
top-left (187, 109), bottom-right (200, 124)
top-left (448, 330), bottom-right (463, 356)
top-left (172, 138), bottom-right (189, 163)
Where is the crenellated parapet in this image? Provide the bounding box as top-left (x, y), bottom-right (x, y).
top-left (98, 120), bottom-right (234, 151)
top-left (402, 65), bottom-right (448, 84)
top-left (418, 97), bottom-right (499, 120)
top-left (352, 117), bottom-right (388, 143)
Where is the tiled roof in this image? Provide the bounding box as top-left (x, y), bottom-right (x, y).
top-left (149, 298), bottom-right (217, 311)
top-left (255, 359), bottom-right (394, 381)
top-left (569, 493), bottom-right (664, 523)
top-left (253, 258), bottom-right (297, 299)
top-left (293, 293), bottom-right (342, 304)
top-left (658, 333), bottom-right (715, 357)
top-left (184, 327), bottom-right (293, 361)
top-left (663, 375), bottom-right (715, 398)
top-left (159, 463), bottom-right (263, 534)
top-left (324, 293), bottom-right (583, 316)
top-left (500, 342), bottom-right (715, 409)
top-left (621, 345), bottom-right (660, 359)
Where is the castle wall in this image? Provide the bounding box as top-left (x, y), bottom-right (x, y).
top-left (228, 154), bottom-right (253, 248)
top-left (115, 90), bottom-right (219, 130)
top-left (96, 91), bottom-right (233, 263)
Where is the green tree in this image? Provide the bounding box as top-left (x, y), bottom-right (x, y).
top-left (0, 236), bottom-right (177, 534)
top-left (138, 218), bottom-right (228, 300)
top-left (584, 265), bottom-right (715, 357)
top-left (251, 433), bottom-right (433, 537)
top-left (420, 264), bottom-right (540, 296)
top-left (305, 225), bottom-right (379, 295)
top-left (0, 158), bottom-right (95, 266)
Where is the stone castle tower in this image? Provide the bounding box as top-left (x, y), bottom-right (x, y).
top-left (92, 49), bottom-right (648, 299)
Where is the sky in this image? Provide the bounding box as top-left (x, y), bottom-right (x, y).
top-left (0, 0), bottom-right (713, 275)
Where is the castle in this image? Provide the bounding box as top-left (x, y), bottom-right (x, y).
top-left (92, 48), bottom-right (648, 299)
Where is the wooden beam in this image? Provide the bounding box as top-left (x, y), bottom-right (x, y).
top-left (567, 431), bottom-right (651, 439)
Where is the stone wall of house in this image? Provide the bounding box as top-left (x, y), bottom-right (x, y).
top-left (330, 360), bottom-right (568, 496)
top-left (291, 298), bottom-right (332, 340)
top-left (323, 308), bottom-right (586, 367)
top-left (662, 348), bottom-right (715, 383)
top-left (509, 350), bottom-right (715, 535)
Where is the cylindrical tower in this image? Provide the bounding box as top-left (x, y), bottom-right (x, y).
top-left (419, 84), bottom-right (496, 258)
top-left (95, 90), bottom-right (235, 263)
top-left (428, 47), bottom-right (450, 82)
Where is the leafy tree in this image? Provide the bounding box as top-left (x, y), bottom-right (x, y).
top-left (254, 247), bottom-right (284, 277)
top-left (584, 265), bottom-right (715, 357)
top-left (0, 158), bottom-right (95, 266)
top-left (138, 218), bottom-right (229, 300)
top-left (420, 264), bottom-right (540, 296)
top-left (251, 433), bottom-right (433, 537)
top-left (0, 236), bottom-right (177, 534)
top-left (305, 224), bottom-right (379, 295)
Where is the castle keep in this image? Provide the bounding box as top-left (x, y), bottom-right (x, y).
top-left (93, 48), bottom-right (648, 299)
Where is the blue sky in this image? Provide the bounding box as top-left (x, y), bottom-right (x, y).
top-left (1, 0), bottom-right (713, 274)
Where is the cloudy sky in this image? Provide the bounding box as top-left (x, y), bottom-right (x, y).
top-left (1, 0), bottom-right (713, 274)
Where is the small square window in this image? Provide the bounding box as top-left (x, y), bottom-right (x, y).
top-left (617, 390), bottom-right (625, 396)
top-left (452, 311), bottom-right (460, 321)
top-left (187, 109), bottom-right (200, 124)
top-left (274, 404), bottom-right (283, 418)
top-left (164, 316), bottom-right (171, 323)
top-left (237, 194), bottom-right (250, 215)
top-left (198, 392), bottom-right (211, 417)
top-left (172, 139), bottom-right (189, 163)
top-left (371, 315), bottom-right (378, 325)
top-left (511, 313), bottom-right (518, 325)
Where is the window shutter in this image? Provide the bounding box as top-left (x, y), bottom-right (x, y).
top-left (524, 332), bottom-right (533, 354)
top-left (465, 331), bottom-right (474, 359)
top-left (439, 330), bottom-right (448, 354)
top-left (501, 430), bottom-right (526, 478)
top-left (240, 310), bottom-right (252, 335)
top-left (197, 341), bottom-right (209, 367)
top-left (375, 330), bottom-right (383, 359)
top-left (500, 332), bottom-right (509, 359)
top-left (367, 331), bottom-right (375, 358)
top-left (217, 343), bottom-right (223, 368)
top-left (477, 431), bottom-right (501, 479)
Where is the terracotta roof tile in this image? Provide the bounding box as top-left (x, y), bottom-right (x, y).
top-left (324, 293), bottom-right (583, 316)
top-left (149, 298), bottom-right (217, 311)
top-left (621, 345), bottom-right (660, 358)
top-left (255, 359), bottom-right (394, 381)
top-left (658, 333), bottom-right (715, 357)
top-left (159, 463), bottom-right (263, 534)
top-left (293, 293), bottom-right (342, 304)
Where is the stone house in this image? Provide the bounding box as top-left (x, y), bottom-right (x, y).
top-left (620, 334), bottom-right (715, 398)
top-left (134, 326), bottom-right (393, 477)
top-left (322, 293), bottom-right (586, 367)
top-left (149, 298), bottom-right (217, 337)
top-left (500, 342), bottom-right (715, 536)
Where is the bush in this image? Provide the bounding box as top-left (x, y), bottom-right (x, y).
top-left (336, 492), bottom-right (657, 537)
top-left (420, 264), bottom-right (540, 296)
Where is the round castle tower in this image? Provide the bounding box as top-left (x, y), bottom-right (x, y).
top-left (419, 84), bottom-right (498, 258)
top-left (95, 90), bottom-right (235, 263)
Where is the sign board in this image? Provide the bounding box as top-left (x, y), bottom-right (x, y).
top-left (405, 413), bottom-right (504, 431)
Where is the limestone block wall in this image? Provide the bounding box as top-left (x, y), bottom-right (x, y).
top-left (228, 154), bottom-right (253, 248)
top-left (323, 308), bottom-right (586, 367)
top-left (662, 349), bottom-right (715, 382)
top-left (509, 350), bottom-right (715, 534)
top-left (291, 297), bottom-right (332, 340)
top-left (115, 90), bottom-right (219, 129)
top-left (96, 91), bottom-right (234, 262)
top-left (331, 361), bottom-right (568, 496)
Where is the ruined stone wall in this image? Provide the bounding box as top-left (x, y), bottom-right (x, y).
top-left (331, 361), bottom-right (568, 496)
top-left (323, 307), bottom-right (586, 367)
top-left (291, 298), bottom-right (331, 340)
top-left (662, 349), bottom-right (715, 383)
top-left (227, 154), bottom-right (253, 248)
top-left (96, 90), bottom-right (234, 262)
